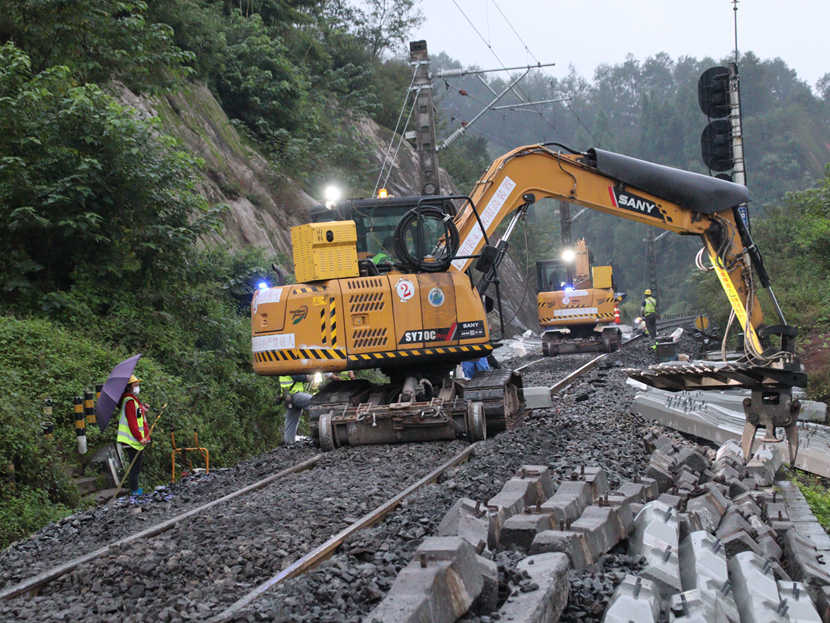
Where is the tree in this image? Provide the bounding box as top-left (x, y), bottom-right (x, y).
top-left (1, 0), bottom-right (193, 90)
top-left (0, 43), bottom-right (216, 307)
top-left (324, 0), bottom-right (423, 60)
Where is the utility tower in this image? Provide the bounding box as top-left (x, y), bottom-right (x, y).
top-left (409, 41), bottom-right (440, 195)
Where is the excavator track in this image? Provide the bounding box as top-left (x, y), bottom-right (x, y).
top-left (458, 368), bottom-right (524, 433)
top-left (305, 369), bottom-right (524, 450)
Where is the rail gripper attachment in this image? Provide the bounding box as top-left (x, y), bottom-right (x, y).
top-left (740, 386), bottom-right (801, 463)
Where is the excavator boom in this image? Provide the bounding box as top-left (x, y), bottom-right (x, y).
top-left (451, 145), bottom-right (767, 354)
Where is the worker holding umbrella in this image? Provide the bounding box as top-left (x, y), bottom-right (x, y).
top-left (96, 354), bottom-right (155, 497)
top-left (116, 374), bottom-right (151, 496)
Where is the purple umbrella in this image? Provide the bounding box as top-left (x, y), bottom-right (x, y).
top-left (96, 354), bottom-right (142, 432)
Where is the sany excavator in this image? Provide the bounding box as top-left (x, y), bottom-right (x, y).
top-left (536, 238), bottom-right (624, 355)
top-left (252, 144), bottom-right (804, 459)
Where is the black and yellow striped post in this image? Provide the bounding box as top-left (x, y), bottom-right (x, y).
top-left (95, 383), bottom-right (103, 403)
top-left (84, 390), bottom-right (96, 426)
top-left (41, 398), bottom-right (54, 440)
top-left (74, 395), bottom-right (87, 454)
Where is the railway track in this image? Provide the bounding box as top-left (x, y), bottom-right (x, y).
top-left (0, 334), bottom-right (736, 621)
top-left (0, 345), bottom-right (605, 618)
top-left (0, 439), bottom-right (475, 621)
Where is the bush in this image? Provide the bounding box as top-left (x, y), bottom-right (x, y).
top-left (0, 246), bottom-right (288, 548)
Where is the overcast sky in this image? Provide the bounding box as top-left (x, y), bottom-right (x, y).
top-left (415, 0), bottom-right (829, 90)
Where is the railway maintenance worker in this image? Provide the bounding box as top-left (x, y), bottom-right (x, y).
top-left (279, 375), bottom-right (313, 445)
top-left (279, 371), bottom-right (357, 445)
top-left (641, 289), bottom-right (658, 339)
top-left (116, 374), bottom-right (151, 496)
top-left (461, 356), bottom-right (491, 380)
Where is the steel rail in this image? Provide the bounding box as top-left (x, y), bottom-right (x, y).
top-left (0, 454), bottom-right (322, 601)
top-left (209, 443), bottom-right (480, 623)
top-left (548, 353), bottom-right (608, 395)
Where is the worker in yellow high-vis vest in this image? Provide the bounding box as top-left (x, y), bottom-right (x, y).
top-left (116, 374), bottom-right (150, 496)
top-left (641, 289), bottom-right (658, 339)
top-left (278, 372), bottom-right (357, 445)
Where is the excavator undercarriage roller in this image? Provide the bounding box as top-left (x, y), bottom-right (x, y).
top-left (306, 369), bottom-right (523, 450)
top-left (542, 327), bottom-right (621, 356)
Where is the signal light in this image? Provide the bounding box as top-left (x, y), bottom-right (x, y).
top-left (377, 188), bottom-right (388, 199)
top-left (701, 119), bottom-right (734, 171)
top-left (698, 66), bottom-right (731, 118)
top-left (698, 66), bottom-right (734, 172)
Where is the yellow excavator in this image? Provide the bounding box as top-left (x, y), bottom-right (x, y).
top-left (537, 239), bottom-right (624, 355)
top-left (252, 144), bottom-right (804, 457)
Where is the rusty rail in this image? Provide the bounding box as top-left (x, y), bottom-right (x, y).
top-left (0, 454), bottom-right (322, 601)
top-left (209, 443), bottom-right (479, 622)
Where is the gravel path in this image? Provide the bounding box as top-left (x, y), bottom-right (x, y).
top-left (1, 336), bottom-right (681, 622)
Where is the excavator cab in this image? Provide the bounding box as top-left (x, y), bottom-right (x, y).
top-left (535, 259), bottom-right (568, 293)
top-left (310, 196), bottom-right (457, 269)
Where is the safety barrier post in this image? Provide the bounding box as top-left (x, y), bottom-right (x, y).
top-left (84, 389), bottom-right (96, 426)
top-left (74, 396), bottom-right (87, 454)
top-left (171, 429), bottom-right (210, 483)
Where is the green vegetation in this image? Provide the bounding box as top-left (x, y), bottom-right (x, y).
top-left (0, 0), bottom-right (424, 548)
top-left (0, 0), bottom-right (828, 549)
top-left (792, 470), bottom-right (830, 532)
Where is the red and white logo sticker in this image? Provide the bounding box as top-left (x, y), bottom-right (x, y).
top-left (395, 278), bottom-right (415, 302)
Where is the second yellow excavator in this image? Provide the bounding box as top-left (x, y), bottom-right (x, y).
top-left (252, 143), bottom-right (804, 456)
top-left (536, 238), bottom-right (624, 355)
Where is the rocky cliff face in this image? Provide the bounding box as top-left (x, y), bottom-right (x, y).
top-left (118, 82), bottom-right (536, 333)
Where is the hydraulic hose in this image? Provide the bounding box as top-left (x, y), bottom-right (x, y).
top-left (393, 206), bottom-right (459, 273)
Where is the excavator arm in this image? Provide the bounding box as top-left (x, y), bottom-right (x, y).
top-left (450, 144), bottom-right (777, 357)
top-left (449, 144), bottom-right (804, 461)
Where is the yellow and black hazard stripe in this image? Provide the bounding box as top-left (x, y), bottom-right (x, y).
top-left (255, 342), bottom-right (493, 367)
top-left (347, 343), bottom-right (492, 363)
top-left (254, 347), bottom-right (347, 363)
top-left (328, 297), bottom-right (337, 347)
top-left (292, 285), bottom-right (325, 295)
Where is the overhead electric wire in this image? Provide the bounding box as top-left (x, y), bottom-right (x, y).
top-left (450, 0), bottom-right (534, 108)
top-left (374, 65), bottom-right (419, 195)
top-left (451, 0), bottom-right (510, 70)
top-left (448, 0), bottom-right (560, 140)
top-left (490, 0), bottom-right (539, 64)
top-left (380, 94), bottom-right (418, 190)
top-left (485, 0), bottom-right (557, 136)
